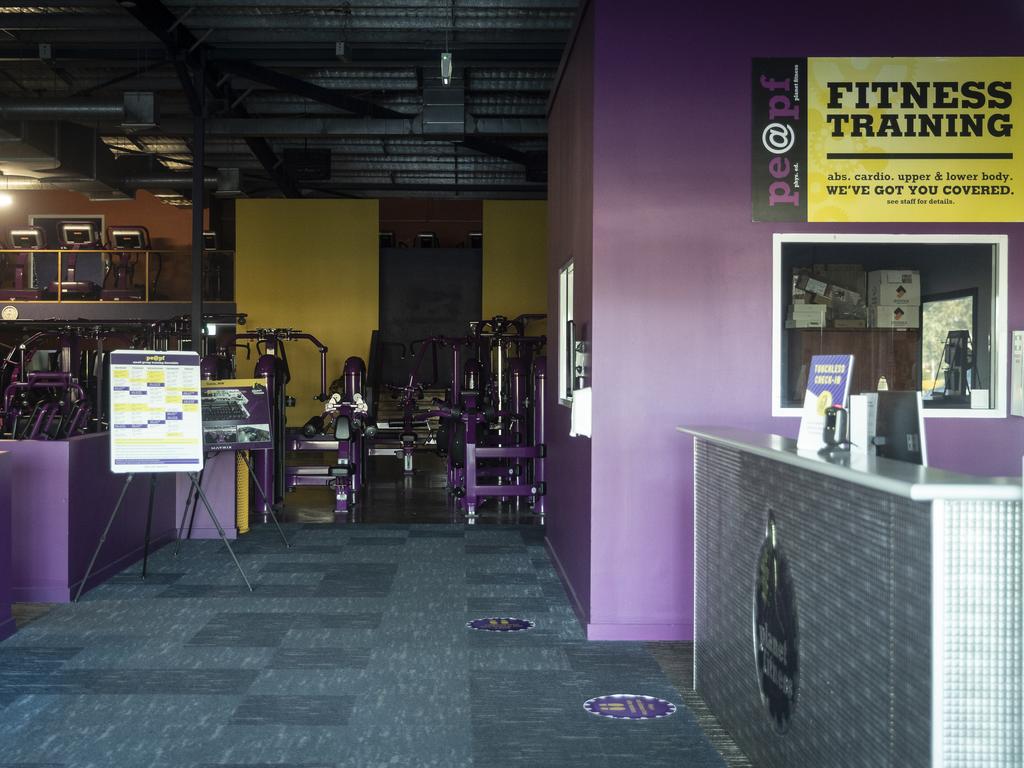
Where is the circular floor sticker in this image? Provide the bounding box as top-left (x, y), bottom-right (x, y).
top-left (583, 694), bottom-right (677, 720)
top-left (466, 617), bottom-right (535, 632)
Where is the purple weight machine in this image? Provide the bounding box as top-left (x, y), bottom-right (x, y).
top-left (0, 329), bottom-right (95, 440)
top-left (400, 318), bottom-right (547, 523)
top-left (3, 227), bottom-right (47, 300)
top-left (288, 356), bottom-right (378, 518)
top-left (234, 328), bottom-right (329, 517)
top-left (438, 355), bottom-right (547, 522)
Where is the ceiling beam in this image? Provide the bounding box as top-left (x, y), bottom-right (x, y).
top-left (152, 116), bottom-right (546, 138)
top-left (215, 59), bottom-right (407, 120)
top-left (116, 0), bottom-right (302, 198)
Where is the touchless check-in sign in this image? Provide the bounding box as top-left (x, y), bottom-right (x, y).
top-left (752, 57), bottom-right (1024, 221)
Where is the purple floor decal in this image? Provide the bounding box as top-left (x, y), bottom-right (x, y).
top-left (466, 617), bottom-right (535, 632)
top-left (583, 694), bottom-right (677, 720)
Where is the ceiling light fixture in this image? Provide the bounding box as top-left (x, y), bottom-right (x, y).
top-left (0, 193), bottom-right (12, 208)
top-left (441, 0), bottom-right (453, 86)
top-left (441, 52), bottom-right (452, 86)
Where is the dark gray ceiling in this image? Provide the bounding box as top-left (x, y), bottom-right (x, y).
top-left (0, 0), bottom-right (577, 203)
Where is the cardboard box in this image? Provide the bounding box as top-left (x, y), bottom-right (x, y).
top-left (786, 319), bottom-right (827, 329)
top-left (823, 265), bottom-right (866, 296)
top-left (787, 304), bottom-right (827, 328)
top-left (833, 318), bottom-right (867, 328)
top-left (795, 274), bottom-right (829, 297)
top-left (826, 284), bottom-right (863, 306)
top-left (868, 305), bottom-right (920, 328)
top-left (789, 303), bottom-right (826, 315)
top-left (868, 270), bottom-right (920, 306)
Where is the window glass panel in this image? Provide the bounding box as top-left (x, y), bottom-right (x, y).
top-left (558, 261), bottom-right (574, 404)
top-left (774, 236), bottom-right (1003, 415)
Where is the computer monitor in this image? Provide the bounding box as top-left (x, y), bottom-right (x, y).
top-left (108, 226), bottom-right (150, 250)
top-left (58, 222), bottom-right (99, 247)
top-left (9, 227), bottom-right (44, 249)
top-left (873, 391), bottom-right (928, 466)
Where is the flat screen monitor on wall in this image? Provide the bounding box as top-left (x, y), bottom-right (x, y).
top-left (873, 391), bottom-right (928, 466)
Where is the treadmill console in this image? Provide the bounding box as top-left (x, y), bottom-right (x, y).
top-left (58, 222), bottom-right (100, 247)
top-left (108, 226), bottom-right (150, 250)
top-left (9, 228), bottom-right (45, 249)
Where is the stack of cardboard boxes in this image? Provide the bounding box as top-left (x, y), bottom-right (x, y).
top-left (866, 270), bottom-right (920, 328)
top-left (788, 264), bottom-right (867, 328)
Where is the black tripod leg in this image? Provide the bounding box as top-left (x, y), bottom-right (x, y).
top-left (185, 469), bottom-right (202, 540)
top-left (174, 467), bottom-right (202, 557)
top-left (240, 450), bottom-right (290, 548)
top-left (141, 473), bottom-right (157, 580)
top-left (75, 473), bottom-right (134, 603)
top-left (189, 473), bottom-right (253, 592)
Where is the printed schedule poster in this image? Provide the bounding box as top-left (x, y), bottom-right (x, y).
top-left (752, 57), bottom-right (1024, 222)
top-left (109, 350), bottom-right (205, 474)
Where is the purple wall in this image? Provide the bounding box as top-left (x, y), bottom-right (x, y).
top-left (0, 454), bottom-right (14, 640)
top-left (7, 434), bottom-right (176, 602)
top-left (550, 0), bottom-right (1024, 640)
top-left (546, 1), bottom-right (595, 626)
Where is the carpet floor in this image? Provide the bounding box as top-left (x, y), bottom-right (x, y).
top-left (0, 523), bottom-right (727, 768)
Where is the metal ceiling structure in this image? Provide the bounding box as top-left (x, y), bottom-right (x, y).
top-left (0, 0), bottom-right (577, 202)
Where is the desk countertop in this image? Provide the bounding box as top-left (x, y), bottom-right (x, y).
top-left (679, 426), bottom-right (1023, 503)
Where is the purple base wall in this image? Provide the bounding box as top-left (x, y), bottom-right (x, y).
top-left (6, 434), bottom-right (176, 603)
top-left (174, 451), bottom-right (238, 541)
top-left (0, 454), bottom-right (14, 640)
top-left (549, 0), bottom-right (1024, 641)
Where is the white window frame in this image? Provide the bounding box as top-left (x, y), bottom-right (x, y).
top-left (558, 259), bottom-right (574, 406)
top-left (771, 233), bottom-right (1008, 419)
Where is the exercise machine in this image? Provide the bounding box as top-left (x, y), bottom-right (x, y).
top-left (102, 226), bottom-right (148, 301)
top-left (289, 356), bottom-right (378, 517)
top-left (50, 221), bottom-right (103, 299)
top-left (930, 329), bottom-right (980, 404)
top-left (3, 227), bottom-right (47, 300)
top-left (234, 328), bottom-right (328, 514)
top-left (386, 315), bottom-right (548, 523)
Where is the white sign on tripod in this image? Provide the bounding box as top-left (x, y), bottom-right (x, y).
top-left (108, 350), bottom-right (205, 474)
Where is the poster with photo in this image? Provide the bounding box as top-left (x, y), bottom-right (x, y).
top-left (200, 378), bottom-right (273, 452)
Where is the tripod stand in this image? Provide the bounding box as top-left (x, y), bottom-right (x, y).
top-left (175, 449), bottom-right (290, 553)
top-left (74, 470), bottom-right (254, 602)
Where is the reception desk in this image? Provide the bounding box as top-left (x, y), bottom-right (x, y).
top-left (682, 427), bottom-right (1022, 768)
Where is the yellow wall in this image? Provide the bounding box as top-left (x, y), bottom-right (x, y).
top-left (482, 200), bottom-right (548, 320)
top-left (236, 199), bottom-right (379, 421)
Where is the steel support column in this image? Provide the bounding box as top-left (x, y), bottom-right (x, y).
top-left (191, 59), bottom-right (205, 354)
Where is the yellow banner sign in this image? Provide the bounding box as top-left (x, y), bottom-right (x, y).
top-left (753, 57), bottom-right (1023, 221)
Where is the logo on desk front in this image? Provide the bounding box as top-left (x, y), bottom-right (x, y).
top-left (752, 509), bottom-right (799, 734)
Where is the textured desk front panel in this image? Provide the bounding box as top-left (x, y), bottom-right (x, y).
top-left (694, 439), bottom-right (1023, 768)
top-left (694, 439), bottom-right (931, 768)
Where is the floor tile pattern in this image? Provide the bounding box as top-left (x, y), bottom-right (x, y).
top-left (1, 524), bottom-right (728, 768)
